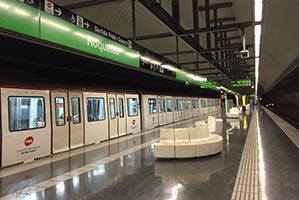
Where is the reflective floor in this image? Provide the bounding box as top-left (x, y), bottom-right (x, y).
top-left (257, 108), bottom-right (299, 200)
top-left (0, 113), bottom-right (252, 200)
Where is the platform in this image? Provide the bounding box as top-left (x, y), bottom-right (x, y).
top-left (0, 107), bottom-right (299, 200)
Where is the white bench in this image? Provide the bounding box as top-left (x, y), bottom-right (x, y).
top-left (154, 124), bottom-right (223, 159)
top-left (227, 107), bottom-right (240, 118)
top-left (196, 116), bottom-right (223, 135)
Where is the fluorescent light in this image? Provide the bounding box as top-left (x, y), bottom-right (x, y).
top-left (125, 52), bottom-right (140, 58)
top-left (74, 31), bottom-right (87, 39)
top-left (150, 60), bottom-right (161, 65)
top-left (254, 0), bottom-right (263, 22)
top-left (42, 18), bottom-right (71, 32)
top-left (140, 56), bottom-right (151, 62)
top-left (161, 64), bottom-right (177, 72)
top-left (14, 8), bottom-right (31, 17)
top-left (0, 2), bottom-right (10, 9)
top-left (106, 44), bottom-right (124, 53)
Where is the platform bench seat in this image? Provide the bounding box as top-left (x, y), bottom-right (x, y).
top-left (227, 107), bottom-right (240, 118)
top-left (154, 125), bottom-right (223, 159)
top-left (196, 116), bottom-right (223, 135)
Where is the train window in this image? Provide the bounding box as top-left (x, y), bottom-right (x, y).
top-left (166, 99), bottom-right (172, 112)
top-left (148, 98), bottom-right (157, 114)
top-left (188, 100), bottom-right (192, 109)
top-left (9, 96), bottom-right (46, 132)
top-left (158, 98), bottom-right (164, 113)
top-left (118, 98), bottom-right (124, 118)
top-left (127, 98), bottom-right (138, 117)
top-left (55, 98), bottom-right (65, 126)
top-left (194, 100), bottom-right (199, 108)
top-left (173, 99), bottom-right (178, 111)
top-left (200, 100), bottom-right (204, 108)
top-left (72, 98), bottom-right (81, 124)
top-left (109, 98), bottom-right (116, 119)
top-left (87, 98), bottom-right (105, 122)
top-left (178, 99), bottom-right (183, 111)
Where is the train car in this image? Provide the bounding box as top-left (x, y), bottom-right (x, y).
top-left (0, 85), bottom-right (220, 167)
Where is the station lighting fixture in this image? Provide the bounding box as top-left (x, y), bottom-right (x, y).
top-left (254, 0), bottom-right (263, 95)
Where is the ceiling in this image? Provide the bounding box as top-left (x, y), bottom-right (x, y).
top-left (51, 0), bottom-right (257, 94)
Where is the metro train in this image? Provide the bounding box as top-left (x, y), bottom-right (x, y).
top-left (0, 86), bottom-right (220, 167)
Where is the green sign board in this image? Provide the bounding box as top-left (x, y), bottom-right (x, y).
top-left (0, 0), bottom-right (139, 68)
top-left (0, 0), bottom-right (40, 38)
top-left (0, 0), bottom-right (222, 89)
top-left (231, 79), bottom-right (251, 87)
top-left (40, 13), bottom-right (139, 68)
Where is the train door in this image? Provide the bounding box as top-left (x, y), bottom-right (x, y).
top-left (117, 95), bottom-right (126, 136)
top-left (51, 92), bottom-right (84, 153)
top-left (178, 99), bottom-right (184, 121)
top-left (166, 97), bottom-right (174, 124)
top-left (68, 93), bottom-right (84, 149)
top-left (158, 96), bottom-right (166, 126)
top-left (125, 94), bottom-right (140, 134)
top-left (1, 88), bottom-right (51, 167)
top-left (51, 92), bottom-right (69, 153)
top-left (142, 95), bottom-right (158, 130)
top-left (107, 94), bottom-right (118, 139)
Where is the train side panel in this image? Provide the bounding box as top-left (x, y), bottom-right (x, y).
top-left (1, 88), bottom-right (51, 167)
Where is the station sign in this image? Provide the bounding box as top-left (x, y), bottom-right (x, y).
top-left (231, 79), bottom-right (251, 87)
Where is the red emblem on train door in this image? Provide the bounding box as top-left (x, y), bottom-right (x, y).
top-left (24, 136), bottom-right (34, 146)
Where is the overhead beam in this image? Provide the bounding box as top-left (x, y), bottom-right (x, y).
top-left (138, 0), bottom-right (232, 80)
top-left (132, 29), bottom-right (245, 41)
top-left (63, 0), bottom-right (121, 10)
top-left (201, 72), bottom-right (221, 76)
top-left (161, 43), bottom-right (253, 56)
top-left (179, 61), bottom-right (208, 65)
top-left (211, 17), bottom-right (236, 24)
top-left (130, 32), bottom-right (173, 41)
top-left (179, 21), bottom-right (252, 36)
top-left (199, 2), bottom-right (233, 11)
top-left (211, 56), bottom-right (255, 63)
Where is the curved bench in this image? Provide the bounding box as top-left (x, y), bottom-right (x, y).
top-left (227, 107), bottom-right (240, 118)
top-left (154, 124), bottom-right (223, 159)
top-left (196, 116), bottom-right (223, 135)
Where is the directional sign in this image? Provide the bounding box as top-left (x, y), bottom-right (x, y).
top-left (231, 79), bottom-right (251, 87)
top-left (19, 0), bottom-right (39, 8)
top-left (41, 0), bottom-right (132, 48)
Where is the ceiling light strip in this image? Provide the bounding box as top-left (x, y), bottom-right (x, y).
top-left (254, 0), bottom-right (263, 96)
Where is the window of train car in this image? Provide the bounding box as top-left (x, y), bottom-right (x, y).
top-left (8, 96), bottom-right (46, 131)
top-left (148, 98), bottom-right (157, 114)
top-left (127, 98), bottom-right (138, 117)
top-left (200, 100), bottom-right (204, 108)
top-left (173, 99), bottom-right (178, 111)
top-left (118, 98), bottom-right (124, 118)
top-left (178, 99), bottom-right (183, 111)
top-left (72, 98), bottom-right (81, 124)
top-left (109, 98), bottom-right (116, 119)
top-left (87, 98), bottom-right (105, 122)
top-left (188, 100), bottom-right (192, 109)
top-left (166, 99), bottom-right (172, 112)
top-left (193, 100), bottom-right (199, 109)
top-left (158, 98), bottom-right (164, 113)
top-left (55, 98), bottom-right (65, 126)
